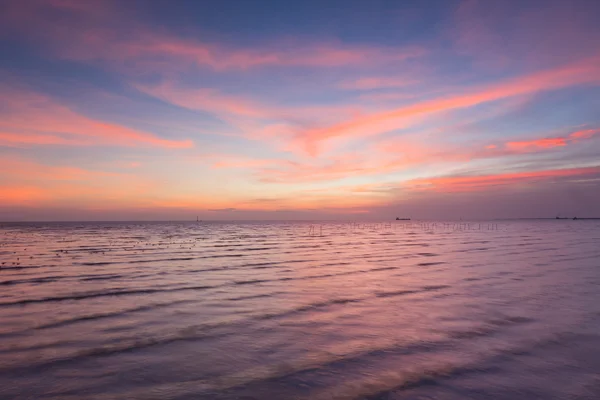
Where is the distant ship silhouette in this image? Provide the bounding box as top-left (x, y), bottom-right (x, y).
top-left (556, 215), bottom-right (580, 220)
top-left (396, 217), bottom-right (411, 220)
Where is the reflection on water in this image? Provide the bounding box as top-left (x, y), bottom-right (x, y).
top-left (1, 220), bottom-right (600, 399)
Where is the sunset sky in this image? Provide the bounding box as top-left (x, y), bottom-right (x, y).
top-left (1, 0), bottom-right (600, 221)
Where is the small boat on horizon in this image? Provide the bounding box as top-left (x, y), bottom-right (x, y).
top-left (396, 217), bottom-right (411, 220)
top-left (556, 215), bottom-right (579, 220)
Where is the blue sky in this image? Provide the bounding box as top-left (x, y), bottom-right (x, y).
top-left (1, 0), bottom-right (599, 220)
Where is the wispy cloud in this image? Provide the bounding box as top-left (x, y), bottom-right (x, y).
top-left (1, 0), bottom-right (599, 218)
top-left (0, 157), bottom-right (123, 182)
top-left (504, 128), bottom-right (600, 152)
top-left (0, 87), bottom-right (193, 149)
top-left (0, 156), bottom-right (154, 207)
top-left (1, 0), bottom-right (425, 73)
top-left (405, 166), bottom-right (600, 193)
top-left (296, 57), bottom-right (600, 154)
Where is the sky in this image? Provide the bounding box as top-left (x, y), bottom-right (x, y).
top-left (1, 0), bottom-right (600, 221)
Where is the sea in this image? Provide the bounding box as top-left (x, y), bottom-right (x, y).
top-left (1, 220), bottom-right (600, 400)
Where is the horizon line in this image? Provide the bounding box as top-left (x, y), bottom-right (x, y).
top-left (1, 218), bottom-right (599, 224)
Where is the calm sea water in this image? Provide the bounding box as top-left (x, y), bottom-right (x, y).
top-left (1, 220), bottom-right (600, 400)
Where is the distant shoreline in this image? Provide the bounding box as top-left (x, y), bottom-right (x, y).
top-left (1, 218), bottom-right (600, 224)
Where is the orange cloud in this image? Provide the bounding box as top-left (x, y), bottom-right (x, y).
top-left (0, 186), bottom-right (50, 205)
top-left (0, 157), bottom-right (123, 182)
top-left (0, 156), bottom-right (164, 208)
top-left (503, 127), bottom-right (600, 152)
top-left (135, 82), bottom-right (363, 154)
top-left (0, 179), bottom-right (158, 209)
top-left (569, 128), bottom-right (600, 140)
top-left (207, 122), bottom-right (599, 187)
top-left (506, 137), bottom-right (568, 151)
top-left (406, 166), bottom-right (600, 193)
top-left (0, 88), bottom-right (193, 149)
top-left (257, 158), bottom-right (368, 183)
top-left (251, 150), bottom-right (432, 184)
top-left (297, 57), bottom-right (600, 154)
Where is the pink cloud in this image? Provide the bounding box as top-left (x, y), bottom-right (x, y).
top-left (506, 138), bottom-right (568, 151)
top-left (207, 121), bottom-right (600, 187)
top-left (405, 166), bottom-right (600, 193)
top-left (295, 57), bottom-right (600, 154)
top-left (502, 127), bottom-right (600, 152)
top-left (66, 36), bottom-right (425, 72)
top-left (135, 83), bottom-right (272, 119)
top-left (570, 128), bottom-right (600, 140)
top-left (0, 88), bottom-right (193, 149)
top-left (1, 1), bottom-right (425, 72)
top-left (137, 82), bottom-right (364, 124)
top-left (135, 82), bottom-right (364, 155)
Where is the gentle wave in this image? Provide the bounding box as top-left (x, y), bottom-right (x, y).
top-left (1, 220), bottom-right (600, 399)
